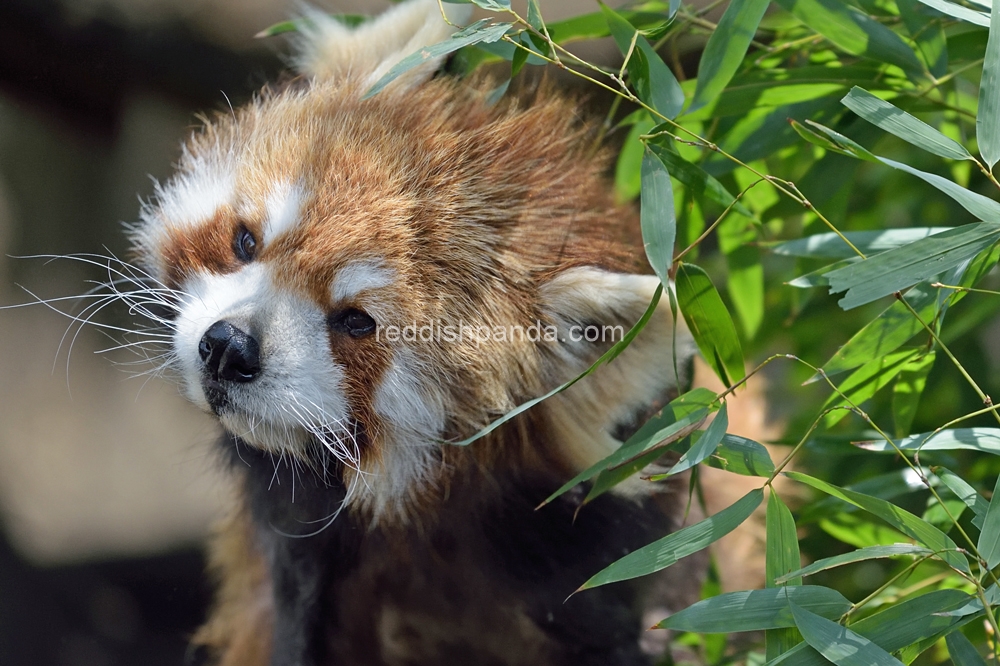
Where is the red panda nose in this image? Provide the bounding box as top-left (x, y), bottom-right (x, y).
top-left (198, 320), bottom-right (261, 384)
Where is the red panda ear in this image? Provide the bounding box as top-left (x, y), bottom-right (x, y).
top-left (537, 268), bottom-right (696, 469)
top-left (291, 0), bottom-right (472, 90)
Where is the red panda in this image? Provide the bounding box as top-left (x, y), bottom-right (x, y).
top-left (124, 1), bottom-right (703, 664)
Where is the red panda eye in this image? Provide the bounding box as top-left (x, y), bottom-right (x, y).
top-left (328, 308), bottom-right (377, 338)
top-left (234, 226), bottom-right (257, 263)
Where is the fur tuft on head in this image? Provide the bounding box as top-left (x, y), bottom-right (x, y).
top-left (291, 0), bottom-right (472, 88)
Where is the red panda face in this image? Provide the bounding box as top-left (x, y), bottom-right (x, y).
top-left (126, 1), bottom-right (693, 521)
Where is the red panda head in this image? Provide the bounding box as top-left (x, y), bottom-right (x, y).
top-left (128, 0), bottom-right (693, 521)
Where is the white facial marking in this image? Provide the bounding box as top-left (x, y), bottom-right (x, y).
top-left (154, 154), bottom-right (235, 230)
top-left (331, 261), bottom-right (396, 302)
top-left (263, 180), bottom-right (306, 244)
top-left (173, 263), bottom-right (352, 456)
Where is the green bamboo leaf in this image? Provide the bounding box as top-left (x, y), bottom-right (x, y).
top-left (877, 157), bottom-right (1000, 221)
top-left (545, 9), bottom-right (675, 44)
top-left (787, 258), bottom-right (860, 288)
top-left (825, 223), bottom-right (1000, 310)
top-left (656, 586), bottom-right (850, 632)
top-left (706, 434), bottom-right (775, 476)
top-left (980, 0), bottom-right (1000, 168)
top-left (771, 227), bottom-right (953, 260)
top-left (935, 467), bottom-right (988, 529)
top-left (935, 585), bottom-right (1000, 618)
top-left (821, 348), bottom-right (921, 427)
top-left (615, 114), bottom-right (655, 202)
top-left (578, 488), bottom-right (764, 590)
top-left (641, 149), bottom-right (676, 287)
top-left (691, 0), bottom-right (771, 112)
top-left (821, 283), bottom-right (937, 378)
top-left (978, 473), bottom-right (1000, 569)
top-left (365, 21), bottom-right (512, 97)
top-left (791, 118), bottom-right (880, 162)
top-left (601, 3), bottom-right (685, 118)
top-left (773, 0), bottom-right (924, 77)
top-left (767, 492), bottom-right (803, 660)
top-left (892, 352), bottom-right (936, 438)
top-left (541, 388), bottom-right (718, 506)
top-left (915, 0), bottom-right (989, 26)
top-left (946, 630), bottom-right (988, 666)
top-left (786, 472), bottom-right (969, 572)
top-left (789, 600), bottom-right (905, 666)
top-left (645, 142), bottom-right (755, 218)
top-left (776, 544), bottom-right (933, 583)
top-left (662, 402), bottom-right (729, 476)
top-left (842, 87), bottom-right (972, 160)
top-left (898, 0), bottom-right (949, 77)
top-left (764, 489), bottom-right (802, 587)
top-left (526, 0), bottom-right (544, 31)
top-left (856, 427), bottom-right (1000, 455)
top-left (675, 263), bottom-right (746, 387)
top-left (771, 589), bottom-right (978, 666)
top-left (469, 0), bottom-right (510, 10)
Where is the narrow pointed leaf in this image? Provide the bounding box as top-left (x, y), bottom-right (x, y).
top-left (664, 402), bottom-right (729, 476)
top-left (675, 263), bottom-right (746, 386)
top-left (691, 0), bottom-right (771, 112)
top-left (365, 21), bottom-right (512, 97)
top-left (601, 3), bottom-right (684, 118)
top-left (856, 427), bottom-right (1000, 455)
top-left (771, 228), bottom-right (953, 260)
top-left (526, 0), bottom-right (544, 31)
top-left (789, 600), bottom-right (905, 666)
top-left (978, 473), bottom-right (1000, 569)
top-left (821, 348), bottom-right (921, 427)
top-left (821, 283), bottom-right (937, 378)
top-left (641, 149), bottom-right (676, 287)
top-left (646, 142), bottom-right (755, 218)
top-left (786, 472), bottom-right (969, 572)
top-left (825, 223), bottom-right (1000, 310)
top-left (579, 488), bottom-right (763, 590)
top-left (842, 87), bottom-right (971, 160)
top-left (776, 544), bottom-right (933, 583)
top-left (767, 492), bottom-right (803, 660)
top-left (657, 586), bottom-right (850, 632)
top-left (946, 630), bottom-right (988, 666)
top-left (935, 467), bottom-right (988, 528)
top-left (771, 589), bottom-right (978, 666)
top-left (980, 0), bottom-right (1000, 168)
top-left (540, 387), bottom-right (717, 505)
top-left (707, 434), bottom-right (775, 476)
top-left (877, 157), bottom-right (1000, 221)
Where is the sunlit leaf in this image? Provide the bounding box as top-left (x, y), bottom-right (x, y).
top-left (578, 488), bottom-right (763, 590)
top-left (821, 348), bottom-right (921, 427)
top-left (825, 223), bottom-right (1000, 310)
top-left (675, 263), bottom-right (746, 386)
top-left (770, 227), bottom-right (953, 260)
top-left (892, 352), bottom-right (936, 438)
top-left (776, 544), bottom-right (933, 583)
top-left (656, 586), bottom-right (849, 632)
top-left (856, 427), bottom-right (1000, 455)
top-left (786, 472), bottom-right (969, 572)
top-left (773, 0), bottom-right (924, 77)
top-left (915, 0), bottom-right (989, 26)
top-left (691, 0), bottom-right (771, 112)
top-left (645, 141), bottom-right (755, 218)
top-left (841, 87), bottom-right (972, 160)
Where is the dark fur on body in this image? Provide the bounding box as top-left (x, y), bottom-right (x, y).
top-left (208, 416), bottom-right (703, 666)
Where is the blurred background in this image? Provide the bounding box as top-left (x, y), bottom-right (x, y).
top-left (0, 1), bottom-right (621, 664)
